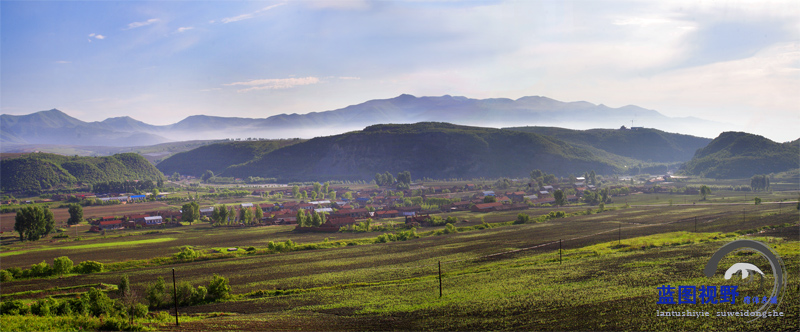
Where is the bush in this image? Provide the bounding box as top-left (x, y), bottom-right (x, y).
top-left (444, 223), bottom-right (457, 234)
top-left (131, 303), bottom-right (148, 318)
top-left (514, 213), bottom-right (530, 224)
top-left (174, 246), bottom-right (200, 261)
top-left (191, 286), bottom-right (208, 304)
top-left (87, 288), bottom-right (115, 317)
top-left (29, 261), bottom-right (53, 278)
top-left (146, 277), bottom-right (167, 309)
top-left (31, 297), bottom-right (58, 316)
top-left (74, 261), bottom-right (104, 274)
top-left (0, 270), bottom-right (12, 282)
top-left (207, 274), bottom-right (231, 301)
top-left (176, 281), bottom-right (195, 306)
top-left (1, 300), bottom-right (30, 315)
top-left (53, 256), bottom-right (73, 276)
top-left (6, 267), bottom-right (22, 279)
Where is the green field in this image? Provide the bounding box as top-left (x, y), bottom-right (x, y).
top-left (1, 195), bottom-right (797, 331)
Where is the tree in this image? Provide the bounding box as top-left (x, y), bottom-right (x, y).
top-left (515, 213), bottom-right (530, 224)
top-left (228, 206), bottom-right (235, 223)
top-left (53, 256), bottom-right (73, 277)
top-left (170, 172), bottom-right (180, 181)
top-left (700, 185), bottom-right (711, 201)
top-left (243, 207), bottom-right (254, 225)
top-left (310, 210), bottom-right (323, 227)
top-left (181, 201), bottom-right (200, 225)
top-left (553, 190), bottom-right (566, 206)
top-left (67, 204), bottom-right (84, 226)
top-left (254, 206), bottom-right (264, 223)
top-left (117, 275), bottom-right (131, 298)
top-left (218, 204), bottom-right (228, 224)
top-left (483, 196), bottom-right (497, 203)
top-left (292, 185), bottom-right (300, 198)
top-left (589, 170), bottom-right (597, 186)
top-left (313, 182), bottom-right (322, 195)
top-left (152, 188), bottom-right (160, 198)
top-left (296, 210), bottom-right (307, 227)
top-left (14, 206), bottom-right (55, 241)
top-left (750, 175), bottom-right (771, 192)
top-left (201, 170), bottom-right (214, 182)
top-left (397, 171), bottom-right (411, 186)
top-left (754, 197), bottom-right (762, 205)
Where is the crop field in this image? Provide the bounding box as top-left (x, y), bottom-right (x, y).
top-left (0, 201), bottom-right (173, 233)
top-left (1, 196), bottom-right (797, 331)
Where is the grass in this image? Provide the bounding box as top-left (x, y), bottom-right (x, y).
top-left (0, 237), bottom-right (177, 257)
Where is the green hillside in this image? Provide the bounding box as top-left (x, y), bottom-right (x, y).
top-left (504, 126), bottom-right (711, 162)
top-left (155, 139), bottom-right (306, 177)
top-left (1, 153), bottom-right (164, 193)
top-left (222, 122), bottom-right (620, 181)
top-left (680, 132), bottom-right (799, 178)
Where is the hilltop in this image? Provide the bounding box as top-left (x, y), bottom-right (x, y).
top-left (155, 139), bottom-right (306, 177)
top-left (0, 153), bottom-right (164, 193)
top-left (216, 122), bottom-right (619, 181)
top-left (680, 132), bottom-right (799, 178)
top-left (504, 126), bottom-right (712, 163)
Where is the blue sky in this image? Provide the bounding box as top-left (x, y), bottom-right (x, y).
top-left (2, 0), bottom-right (798, 142)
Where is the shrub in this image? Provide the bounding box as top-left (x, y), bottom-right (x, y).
top-left (207, 274), bottom-right (231, 301)
top-left (1, 300), bottom-right (30, 315)
top-left (131, 303), bottom-right (148, 318)
top-left (514, 213), bottom-right (530, 224)
top-left (176, 281), bottom-right (194, 306)
top-left (53, 256), bottom-right (73, 276)
top-left (145, 277), bottom-right (166, 308)
top-left (31, 297), bottom-right (58, 316)
top-left (191, 286), bottom-right (208, 304)
top-left (444, 223), bottom-right (457, 234)
top-left (174, 246), bottom-right (200, 261)
top-left (87, 288), bottom-right (115, 317)
top-left (0, 270), bottom-right (12, 282)
top-left (29, 261), bottom-right (52, 278)
top-left (6, 267), bottom-right (22, 278)
top-left (74, 261), bottom-right (103, 274)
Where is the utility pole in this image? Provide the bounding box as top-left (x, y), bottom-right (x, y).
top-left (173, 269), bottom-right (179, 326)
top-left (559, 239), bottom-right (562, 264)
top-left (438, 261), bottom-right (443, 298)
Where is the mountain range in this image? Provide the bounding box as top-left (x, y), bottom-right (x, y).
top-left (1, 94), bottom-right (728, 150)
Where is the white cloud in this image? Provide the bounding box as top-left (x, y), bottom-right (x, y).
top-left (176, 27), bottom-right (194, 33)
top-left (88, 33), bottom-right (105, 41)
top-left (126, 18), bottom-right (160, 30)
top-left (220, 3), bottom-right (285, 23)
top-left (338, 76), bottom-right (361, 80)
top-left (55, 60), bottom-right (71, 64)
top-left (225, 77), bottom-right (320, 92)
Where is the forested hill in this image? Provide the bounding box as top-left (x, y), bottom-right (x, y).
top-left (0, 153), bottom-right (164, 193)
top-left (219, 122), bottom-right (620, 181)
top-left (504, 126), bottom-right (711, 163)
top-left (155, 139), bottom-right (306, 177)
top-left (680, 132), bottom-right (799, 178)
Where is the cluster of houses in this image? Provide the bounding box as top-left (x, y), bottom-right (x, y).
top-left (88, 210), bottom-right (181, 232)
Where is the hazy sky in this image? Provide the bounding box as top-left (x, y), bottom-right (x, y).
top-left (2, 1), bottom-right (798, 141)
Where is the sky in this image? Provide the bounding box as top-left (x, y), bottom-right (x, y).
top-left (2, 0), bottom-right (798, 142)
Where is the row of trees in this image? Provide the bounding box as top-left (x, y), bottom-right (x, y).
top-left (207, 204), bottom-right (264, 225)
top-left (297, 210), bottom-right (326, 227)
top-left (750, 174), bottom-right (771, 192)
top-left (375, 171), bottom-right (411, 189)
